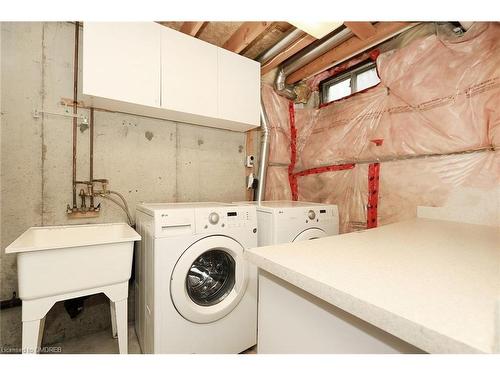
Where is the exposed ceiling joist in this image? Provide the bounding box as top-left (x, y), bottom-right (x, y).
top-left (223, 22), bottom-right (272, 53)
top-left (179, 21), bottom-right (206, 37)
top-left (260, 33), bottom-right (316, 76)
top-left (344, 22), bottom-right (377, 40)
top-left (286, 22), bottom-right (417, 84)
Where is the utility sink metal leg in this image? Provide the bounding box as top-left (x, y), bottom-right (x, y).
top-left (113, 298), bottom-right (128, 354)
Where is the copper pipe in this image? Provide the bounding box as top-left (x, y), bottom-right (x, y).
top-left (72, 21), bottom-right (80, 209)
top-left (89, 107), bottom-right (95, 209)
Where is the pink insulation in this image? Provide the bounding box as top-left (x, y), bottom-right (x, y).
top-left (262, 22), bottom-right (500, 233)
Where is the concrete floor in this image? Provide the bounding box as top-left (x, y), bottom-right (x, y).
top-left (44, 324), bottom-right (141, 354)
top-left (45, 324), bottom-right (257, 354)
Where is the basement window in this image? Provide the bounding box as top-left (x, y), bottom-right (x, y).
top-left (321, 62), bottom-right (380, 104)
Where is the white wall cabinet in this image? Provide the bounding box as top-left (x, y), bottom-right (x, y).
top-left (83, 22), bottom-right (161, 108)
top-left (218, 48), bottom-right (260, 127)
top-left (161, 27), bottom-right (218, 118)
top-left (83, 22), bottom-right (260, 132)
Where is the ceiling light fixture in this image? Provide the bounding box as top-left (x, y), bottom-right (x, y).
top-left (289, 21), bottom-right (344, 39)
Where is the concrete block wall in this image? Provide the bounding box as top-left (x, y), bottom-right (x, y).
top-left (0, 22), bottom-right (247, 350)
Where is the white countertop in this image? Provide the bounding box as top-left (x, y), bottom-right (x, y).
top-left (247, 218), bottom-right (500, 354)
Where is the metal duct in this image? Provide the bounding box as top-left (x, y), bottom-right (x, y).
top-left (255, 26), bottom-right (354, 201)
top-left (255, 98), bottom-right (271, 202)
top-left (459, 22), bottom-right (474, 31)
top-left (274, 26), bottom-right (353, 99)
top-left (255, 28), bottom-right (303, 202)
top-left (257, 28), bottom-right (305, 65)
top-left (256, 26), bottom-right (354, 201)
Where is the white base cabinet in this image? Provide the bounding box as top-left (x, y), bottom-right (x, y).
top-left (257, 270), bottom-right (424, 354)
top-left (83, 22), bottom-right (260, 132)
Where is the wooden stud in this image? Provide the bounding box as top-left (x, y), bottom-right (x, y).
top-left (286, 22), bottom-right (416, 84)
top-left (179, 22), bottom-right (206, 37)
top-left (261, 34), bottom-right (316, 76)
top-left (344, 22), bottom-right (377, 40)
top-left (223, 22), bottom-right (272, 53)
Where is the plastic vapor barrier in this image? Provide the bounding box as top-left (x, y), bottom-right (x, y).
top-left (262, 22), bottom-right (500, 233)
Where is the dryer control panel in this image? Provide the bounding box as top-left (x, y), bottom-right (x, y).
top-left (275, 205), bottom-right (338, 225)
top-left (303, 206), bottom-right (338, 224)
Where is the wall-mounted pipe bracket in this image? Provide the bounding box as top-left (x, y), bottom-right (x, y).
top-left (33, 108), bottom-right (88, 125)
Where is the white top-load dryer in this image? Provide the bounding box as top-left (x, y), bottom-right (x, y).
top-left (134, 202), bottom-right (258, 354)
top-left (235, 200), bottom-right (339, 246)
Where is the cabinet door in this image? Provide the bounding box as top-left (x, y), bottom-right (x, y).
top-left (83, 22), bottom-right (161, 107)
top-left (161, 27), bottom-right (218, 118)
top-left (218, 48), bottom-right (260, 127)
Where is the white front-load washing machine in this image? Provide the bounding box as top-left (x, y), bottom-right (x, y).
top-left (234, 200), bottom-right (339, 246)
top-left (134, 202), bottom-right (258, 354)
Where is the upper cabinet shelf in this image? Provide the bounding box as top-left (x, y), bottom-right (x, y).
top-left (82, 22), bottom-right (260, 132)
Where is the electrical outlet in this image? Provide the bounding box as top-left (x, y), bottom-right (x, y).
top-left (246, 155), bottom-right (255, 168)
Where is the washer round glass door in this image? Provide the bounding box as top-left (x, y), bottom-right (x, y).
top-left (186, 249), bottom-right (235, 306)
top-left (293, 228), bottom-right (326, 242)
top-left (170, 235), bottom-right (248, 324)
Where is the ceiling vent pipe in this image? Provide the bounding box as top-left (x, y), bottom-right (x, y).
top-left (274, 26), bottom-right (353, 99)
top-left (256, 28), bottom-right (305, 65)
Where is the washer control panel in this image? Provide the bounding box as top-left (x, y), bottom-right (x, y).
top-left (196, 206), bottom-right (257, 233)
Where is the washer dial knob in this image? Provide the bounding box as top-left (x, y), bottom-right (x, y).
top-left (307, 210), bottom-right (316, 220)
top-left (208, 212), bottom-right (220, 225)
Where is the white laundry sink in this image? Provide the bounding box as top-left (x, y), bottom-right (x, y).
top-left (6, 223), bottom-right (141, 300)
